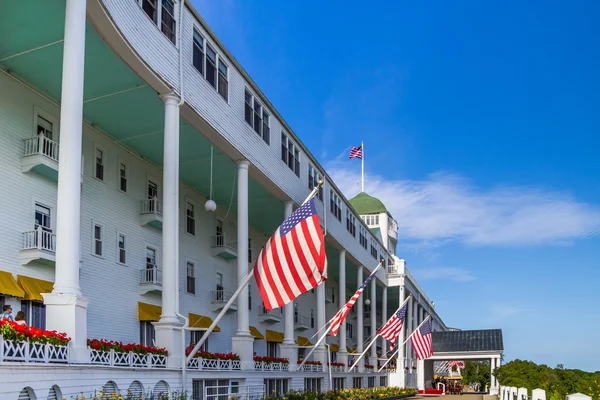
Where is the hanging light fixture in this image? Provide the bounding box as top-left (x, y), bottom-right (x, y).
top-left (205, 145), bottom-right (217, 212)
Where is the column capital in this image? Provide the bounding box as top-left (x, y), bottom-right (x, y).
top-left (237, 159), bottom-right (250, 169)
top-left (160, 91), bottom-right (180, 105)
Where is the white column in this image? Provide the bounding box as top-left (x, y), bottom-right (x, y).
top-left (406, 294), bottom-right (413, 365)
top-left (381, 286), bottom-right (387, 364)
top-left (337, 250), bottom-right (348, 366)
top-left (280, 201), bottom-right (297, 367)
top-left (356, 267), bottom-right (364, 372)
top-left (232, 160), bottom-right (253, 369)
top-left (369, 277), bottom-right (377, 364)
top-left (153, 92), bottom-right (183, 368)
top-left (42, 0), bottom-right (89, 364)
top-left (315, 278), bottom-right (327, 365)
top-left (390, 276), bottom-right (406, 388)
top-left (412, 298), bottom-right (418, 362)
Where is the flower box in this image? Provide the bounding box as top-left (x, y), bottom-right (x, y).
top-left (0, 321), bottom-right (70, 363)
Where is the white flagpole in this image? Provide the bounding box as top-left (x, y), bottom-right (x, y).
top-left (361, 141), bottom-right (364, 192)
top-left (378, 315), bottom-right (431, 372)
top-left (347, 294), bottom-right (412, 372)
top-left (185, 181), bottom-right (323, 364)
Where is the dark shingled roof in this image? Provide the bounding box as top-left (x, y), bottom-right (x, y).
top-left (432, 329), bottom-right (503, 353)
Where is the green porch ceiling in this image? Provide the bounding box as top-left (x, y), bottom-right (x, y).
top-left (0, 0), bottom-right (283, 235)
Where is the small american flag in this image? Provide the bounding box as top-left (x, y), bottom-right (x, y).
top-left (449, 360), bottom-right (465, 369)
top-left (329, 265), bottom-right (379, 337)
top-left (411, 320), bottom-right (433, 360)
top-left (254, 198), bottom-right (327, 311)
top-left (348, 145), bottom-right (363, 160)
top-left (378, 304), bottom-right (407, 352)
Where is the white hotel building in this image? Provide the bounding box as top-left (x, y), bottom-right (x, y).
top-left (0, 1), bottom-right (448, 398)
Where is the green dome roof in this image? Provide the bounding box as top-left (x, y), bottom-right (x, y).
top-left (349, 192), bottom-right (388, 215)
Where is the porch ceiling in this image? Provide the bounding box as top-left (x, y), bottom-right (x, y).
top-left (0, 0), bottom-right (283, 235)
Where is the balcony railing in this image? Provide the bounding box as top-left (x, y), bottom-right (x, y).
top-left (141, 198), bottom-right (163, 215)
top-left (141, 266), bottom-right (162, 284)
top-left (211, 234), bottom-right (238, 260)
top-left (89, 349), bottom-right (166, 368)
top-left (294, 314), bottom-right (311, 330)
top-left (187, 358), bottom-right (241, 371)
top-left (23, 136), bottom-right (59, 161)
top-left (22, 228), bottom-right (56, 252)
top-left (0, 336), bottom-right (68, 363)
top-left (211, 289), bottom-right (237, 312)
top-left (258, 306), bottom-right (283, 323)
top-left (254, 361), bottom-right (289, 371)
top-left (298, 363), bottom-right (323, 372)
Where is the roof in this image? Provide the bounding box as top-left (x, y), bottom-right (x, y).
top-left (349, 192), bottom-right (388, 215)
top-left (432, 329), bottom-right (503, 353)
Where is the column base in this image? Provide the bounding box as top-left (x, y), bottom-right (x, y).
top-left (154, 320), bottom-right (184, 368)
top-left (389, 368), bottom-right (405, 388)
top-left (417, 359), bottom-right (425, 390)
top-left (42, 292), bottom-right (89, 364)
top-left (232, 333), bottom-right (254, 370)
top-left (280, 342), bottom-right (298, 371)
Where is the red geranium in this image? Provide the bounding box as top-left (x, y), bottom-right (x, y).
top-left (0, 320), bottom-right (70, 346)
top-left (86, 338), bottom-right (168, 356)
top-left (254, 355), bottom-right (289, 364)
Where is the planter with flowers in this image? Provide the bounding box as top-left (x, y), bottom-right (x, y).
top-left (298, 359), bottom-right (323, 372)
top-left (328, 361), bottom-right (346, 372)
top-left (186, 350), bottom-right (241, 370)
top-left (254, 355), bottom-right (289, 371)
top-left (0, 320), bottom-right (70, 363)
top-left (365, 364), bottom-right (375, 372)
top-left (87, 338), bottom-right (168, 368)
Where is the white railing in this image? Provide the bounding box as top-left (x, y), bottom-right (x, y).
top-left (212, 234), bottom-right (237, 250)
top-left (89, 349), bottom-right (167, 368)
top-left (204, 384), bottom-right (264, 400)
top-left (294, 314), bottom-right (311, 327)
top-left (140, 198), bottom-right (162, 215)
top-left (23, 136), bottom-right (59, 161)
top-left (141, 266), bottom-right (161, 284)
top-left (259, 306), bottom-right (283, 318)
top-left (329, 365), bottom-right (346, 373)
top-left (253, 361), bottom-right (289, 371)
top-left (298, 363), bottom-right (323, 372)
top-left (212, 290), bottom-right (236, 304)
top-left (387, 265), bottom-right (400, 275)
top-left (187, 357), bottom-right (241, 371)
top-left (0, 337), bottom-right (68, 363)
top-left (22, 228), bottom-right (56, 252)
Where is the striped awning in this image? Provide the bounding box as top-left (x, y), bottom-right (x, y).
top-left (266, 330), bottom-right (284, 343)
top-left (250, 326), bottom-right (264, 340)
top-left (0, 271), bottom-right (25, 298)
top-left (18, 275), bottom-right (53, 301)
top-left (189, 313), bottom-right (221, 332)
top-left (297, 336), bottom-right (313, 347)
top-left (138, 302), bottom-right (161, 321)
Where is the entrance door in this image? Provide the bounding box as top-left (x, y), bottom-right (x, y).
top-left (34, 203), bottom-right (51, 248)
top-left (147, 180), bottom-right (158, 212)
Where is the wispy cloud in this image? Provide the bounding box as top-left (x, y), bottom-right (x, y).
top-left (485, 303), bottom-right (527, 324)
top-left (413, 267), bottom-right (476, 282)
top-left (326, 161), bottom-right (600, 247)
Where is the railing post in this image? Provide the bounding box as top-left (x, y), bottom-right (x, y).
top-left (109, 348), bottom-right (115, 366)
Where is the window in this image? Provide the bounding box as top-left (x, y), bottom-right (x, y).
top-left (140, 321), bottom-right (155, 346)
top-left (186, 201), bottom-right (195, 235)
top-left (329, 190), bottom-right (342, 221)
top-left (146, 247), bottom-right (157, 280)
top-left (267, 341), bottom-right (278, 358)
top-left (253, 99), bottom-right (262, 136)
top-left (119, 163), bottom-right (127, 192)
top-left (248, 284), bottom-right (252, 311)
top-left (368, 377), bottom-right (375, 388)
top-left (190, 331), bottom-right (209, 351)
top-left (308, 165), bottom-right (323, 201)
top-left (359, 226), bottom-right (368, 249)
top-left (191, 380), bottom-right (229, 400)
top-left (346, 210), bottom-right (356, 237)
top-left (192, 29), bottom-right (204, 75)
top-left (244, 90), bottom-right (253, 126)
top-left (304, 378), bottom-right (322, 393)
top-left (118, 234), bottom-right (126, 264)
top-left (215, 272), bottom-right (224, 301)
top-left (36, 115), bottom-right (53, 140)
top-left (281, 132), bottom-right (300, 176)
top-left (264, 379), bottom-right (288, 397)
top-left (370, 238), bottom-right (378, 259)
top-left (187, 262), bottom-right (195, 294)
top-left (352, 377), bottom-right (362, 389)
top-left (35, 203), bottom-right (51, 232)
top-left (148, 180), bottom-right (158, 200)
top-left (244, 90), bottom-right (270, 144)
top-left (141, 0), bottom-right (158, 23)
top-left (333, 378), bottom-right (345, 391)
top-left (248, 238), bottom-right (252, 263)
top-left (262, 110), bottom-right (270, 144)
top-left (346, 323), bottom-right (354, 339)
top-left (21, 301), bottom-right (45, 329)
top-left (95, 147), bottom-right (104, 181)
top-left (310, 309), bottom-right (315, 328)
top-left (380, 376), bottom-right (387, 387)
top-left (205, 45), bottom-right (217, 88)
top-left (161, 0), bottom-right (176, 43)
top-left (218, 60), bottom-right (228, 100)
top-left (93, 224), bottom-right (103, 257)
top-left (331, 287), bottom-right (335, 304)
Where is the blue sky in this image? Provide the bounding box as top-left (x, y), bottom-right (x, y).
top-left (191, 0), bottom-right (600, 371)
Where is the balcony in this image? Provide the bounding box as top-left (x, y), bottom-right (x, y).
top-left (21, 136), bottom-right (59, 181)
top-left (140, 198), bottom-right (163, 229)
top-left (139, 266), bottom-right (162, 294)
top-left (258, 306), bottom-right (283, 324)
top-left (294, 314), bottom-right (311, 331)
top-left (20, 228), bottom-right (56, 265)
top-left (211, 290), bottom-right (237, 313)
top-left (211, 234), bottom-right (237, 260)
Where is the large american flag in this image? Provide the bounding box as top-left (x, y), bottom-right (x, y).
top-left (378, 303), bottom-right (407, 352)
top-left (329, 264), bottom-right (379, 337)
top-left (348, 145), bottom-right (363, 160)
top-left (411, 320), bottom-right (433, 360)
top-left (254, 198), bottom-right (327, 311)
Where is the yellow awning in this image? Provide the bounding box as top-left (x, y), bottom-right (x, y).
top-left (18, 275), bottom-right (53, 301)
top-left (266, 329), bottom-right (284, 343)
top-left (250, 326), bottom-right (264, 340)
top-left (138, 302), bottom-right (162, 321)
top-left (347, 346), bottom-right (356, 353)
top-left (297, 336), bottom-right (313, 347)
top-left (329, 343), bottom-right (339, 352)
top-left (189, 313), bottom-right (220, 332)
top-left (0, 271), bottom-right (25, 298)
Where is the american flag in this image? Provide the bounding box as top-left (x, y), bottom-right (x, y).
top-left (411, 320), bottom-right (433, 360)
top-left (378, 304), bottom-right (407, 352)
top-left (329, 264), bottom-right (379, 337)
top-left (449, 360), bottom-right (465, 369)
top-left (348, 145), bottom-right (363, 160)
top-left (253, 198), bottom-right (327, 311)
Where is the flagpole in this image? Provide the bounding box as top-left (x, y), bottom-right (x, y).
top-left (347, 294), bottom-right (412, 372)
top-left (361, 141), bottom-right (364, 192)
top-left (378, 315), bottom-right (431, 372)
top-left (297, 260), bottom-right (384, 371)
top-left (185, 181), bottom-right (323, 365)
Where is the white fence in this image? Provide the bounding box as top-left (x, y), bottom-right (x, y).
top-left (500, 386), bottom-right (547, 400)
top-left (23, 135), bottom-right (59, 161)
top-left (22, 228), bottom-right (56, 252)
top-left (254, 361), bottom-right (289, 371)
top-left (89, 349), bottom-right (167, 368)
top-left (0, 337), bottom-right (68, 363)
top-left (187, 357), bottom-right (241, 371)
